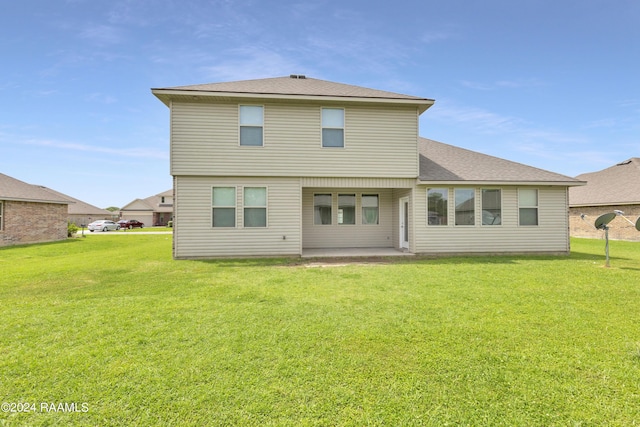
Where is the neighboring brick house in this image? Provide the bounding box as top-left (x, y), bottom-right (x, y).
top-left (120, 190), bottom-right (173, 226)
top-left (37, 186), bottom-right (115, 226)
top-left (569, 158), bottom-right (640, 241)
top-left (0, 173), bottom-right (70, 247)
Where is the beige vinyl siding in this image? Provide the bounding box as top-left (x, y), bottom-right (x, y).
top-left (301, 177), bottom-right (414, 188)
top-left (174, 176), bottom-right (301, 258)
top-left (170, 101), bottom-right (418, 178)
top-left (414, 186), bottom-right (570, 254)
top-left (392, 188), bottom-right (413, 251)
top-left (302, 188), bottom-right (394, 248)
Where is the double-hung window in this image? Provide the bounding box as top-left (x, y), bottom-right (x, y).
top-left (427, 188), bottom-right (448, 225)
top-left (314, 194), bottom-right (332, 225)
top-left (455, 188), bottom-right (475, 226)
top-left (481, 189), bottom-right (502, 225)
top-left (321, 108), bottom-right (344, 147)
top-left (239, 105), bottom-right (263, 146)
top-left (244, 187), bottom-right (267, 227)
top-left (212, 187), bottom-right (236, 227)
top-left (362, 195), bottom-right (379, 225)
top-left (338, 194), bottom-right (356, 225)
top-left (519, 189), bottom-right (538, 226)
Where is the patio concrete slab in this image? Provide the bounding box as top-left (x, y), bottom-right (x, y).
top-left (301, 248), bottom-right (413, 258)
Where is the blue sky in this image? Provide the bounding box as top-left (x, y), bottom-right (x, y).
top-left (2, 0), bottom-right (638, 209)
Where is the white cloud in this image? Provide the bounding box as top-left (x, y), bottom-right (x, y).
top-left (18, 138), bottom-right (168, 160)
top-left (461, 78), bottom-right (545, 91)
top-left (428, 102), bottom-right (524, 134)
top-left (200, 48), bottom-right (303, 82)
top-left (87, 93), bottom-right (118, 104)
top-left (426, 99), bottom-right (591, 172)
top-left (79, 24), bottom-right (125, 45)
top-left (421, 30), bottom-right (457, 44)
top-left (460, 80), bottom-right (494, 91)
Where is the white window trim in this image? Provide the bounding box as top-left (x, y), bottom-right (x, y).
top-left (313, 193), bottom-right (333, 225)
top-left (0, 200), bottom-right (3, 231)
top-left (361, 194), bottom-right (380, 226)
top-left (320, 107), bottom-right (345, 148)
top-left (481, 188), bottom-right (503, 227)
top-left (427, 188), bottom-right (450, 227)
top-left (518, 188), bottom-right (539, 227)
top-left (238, 105), bottom-right (265, 147)
top-left (242, 186), bottom-right (268, 228)
top-left (337, 193), bottom-right (356, 226)
top-left (313, 193), bottom-right (384, 226)
top-left (454, 188), bottom-right (476, 227)
top-left (211, 186), bottom-right (237, 228)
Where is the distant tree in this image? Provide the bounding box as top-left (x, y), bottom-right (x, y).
top-left (105, 206), bottom-right (120, 212)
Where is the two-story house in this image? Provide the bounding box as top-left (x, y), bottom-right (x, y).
top-left (152, 75), bottom-right (583, 259)
top-left (120, 190), bottom-right (173, 227)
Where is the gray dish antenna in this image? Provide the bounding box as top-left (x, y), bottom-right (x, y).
top-left (594, 212), bottom-right (617, 268)
top-left (594, 212), bottom-right (616, 230)
top-left (636, 216), bottom-right (640, 232)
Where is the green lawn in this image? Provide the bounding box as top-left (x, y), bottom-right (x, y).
top-left (118, 226), bottom-right (172, 233)
top-left (1, 236), bottom-right (639, 426)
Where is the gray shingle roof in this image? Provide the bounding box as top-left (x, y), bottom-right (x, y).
top-left (156, 75), bottom-right (431, 101)
top-left (419, 138), bottom-right (582, 185)
top-left (152, 76), bottom-right (434, 113)
top-left (0, 173), bottom-right (71, 204)
top-left (569, 158), bottom-right (640, 206)
top-left (37, 186), bottom-right (112, 215)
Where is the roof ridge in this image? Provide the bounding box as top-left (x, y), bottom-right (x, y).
top-left (153, 75), bottom-right (433, 102)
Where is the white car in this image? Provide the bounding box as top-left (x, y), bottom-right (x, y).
top-left (87, 220), bottom-right (120, 232)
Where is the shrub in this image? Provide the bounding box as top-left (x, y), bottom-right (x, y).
top-left (67, 222), bottom-right (79, 237)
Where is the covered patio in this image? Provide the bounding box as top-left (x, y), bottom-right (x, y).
top-left (301, 247), bottom-right (414, 258)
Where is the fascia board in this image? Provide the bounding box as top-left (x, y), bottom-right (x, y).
top-left (417, 180), bottom-right (586, 187)
top-left (152, 89), bottom-right (435, 112)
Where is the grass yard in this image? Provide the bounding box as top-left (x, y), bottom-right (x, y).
top-left (1, 236), bottom-right (639, 426)
top-left (118, 226), bottom-right (173, 233)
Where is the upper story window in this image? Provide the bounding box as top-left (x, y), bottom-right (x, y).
top-left (519, 188), bottom-right (538, 226)
top-left (321, 108), bottom-right (344, 148)
top-left (239, 105), bottom-right (263, 146)
top-left (481, 189), bottom-right (502, 225)
top-left (455, 188), bottom-right (475, 226)
top-left (427, 188), bottom-right (448, 225)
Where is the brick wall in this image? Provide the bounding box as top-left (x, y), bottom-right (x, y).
top-left (0, 200), bottom-right (68, 247)
top-left (570, 205), bottom-right (640, 241)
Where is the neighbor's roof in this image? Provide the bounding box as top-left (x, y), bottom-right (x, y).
top-left (121, 189), bottom-right (173, 213)
top-left (36, 186), bottom-right (112, 216)
top-left (0, 173), bottom-right (71, 204)
top-left (152, 75), bottom-right (434, 112)
top-left (569, 158), bottom-right (640, 207)
top-left (418, 138), bottom-right (584, 185)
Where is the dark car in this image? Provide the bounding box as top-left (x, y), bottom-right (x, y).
top-left (117, 219), bottom-right (145, 229)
